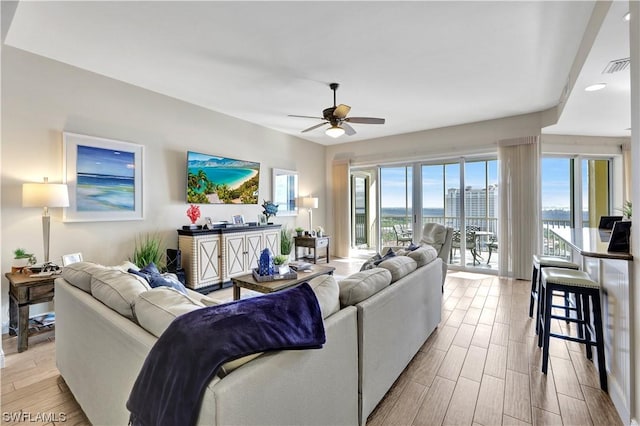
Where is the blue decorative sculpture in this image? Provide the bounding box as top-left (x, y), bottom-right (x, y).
top-left (258, 247), bottom-right (275, 276)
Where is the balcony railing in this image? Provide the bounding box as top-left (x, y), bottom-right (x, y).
top-left (355, 213), bottom-right (573, 266)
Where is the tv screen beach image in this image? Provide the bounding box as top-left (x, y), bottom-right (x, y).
top-left (76, 145), bottom-right (136, 211)
top-left (187, 151), bottom-right (260, 204)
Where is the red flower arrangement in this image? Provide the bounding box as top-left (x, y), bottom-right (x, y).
top-left (186, 204), bottom-right (201, 224)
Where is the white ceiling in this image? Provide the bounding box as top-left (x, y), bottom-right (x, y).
top-left (3, 1), bottom-right (630, 145)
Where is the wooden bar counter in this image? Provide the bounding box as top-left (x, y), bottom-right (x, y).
top-left (549, 227), bottom-right (633, 423)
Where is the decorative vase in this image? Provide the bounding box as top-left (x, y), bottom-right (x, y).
top-left (258, 248), bottom-right (274, 276)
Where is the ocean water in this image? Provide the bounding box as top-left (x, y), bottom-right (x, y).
top-left (77, 174), bottom-right (134, 211)
top-left (188, 167), bottom-right (256, 192)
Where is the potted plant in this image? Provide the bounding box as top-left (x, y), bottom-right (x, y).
top-left (13, 248), bottom-right (36, 269)
top-left (315, 226), bottom-right (325, 237)
top-left (622, 200), bottom-right (632, 220)
top-left (295, 227), bottom-right (304, 237)
top-left (273, 254), bottom-right (290, 275)
top-left (130, 233), bottom-right (165, 270)
top-left (280, 226), bottom-right (293, 256)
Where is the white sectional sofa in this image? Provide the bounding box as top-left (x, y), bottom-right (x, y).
top-left (55, 247), bottom-right (442, 426)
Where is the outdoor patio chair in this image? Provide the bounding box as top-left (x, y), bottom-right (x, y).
top-left (393, 224), bottom-right (413, 245)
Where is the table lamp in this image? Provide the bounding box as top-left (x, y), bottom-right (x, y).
top-left (22, 177), bottom-right (69, 263)
top-left (299, 196), bottom-right (318, 232)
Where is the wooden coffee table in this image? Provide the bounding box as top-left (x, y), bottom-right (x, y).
top-left (231, 265), bottom-right (335, 300)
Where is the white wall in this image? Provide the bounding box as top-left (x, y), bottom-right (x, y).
top-left (0, 47), bottom-right (326, 332)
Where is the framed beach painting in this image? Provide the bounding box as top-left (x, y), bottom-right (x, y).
top-left (186, 150), bottom-right (260, 204)
top-left (63, 132), bottom-right (143, 222)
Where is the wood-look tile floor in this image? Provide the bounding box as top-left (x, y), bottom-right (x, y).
top-left (0, 260), bottom-right (623, 426)
top-left (366, 270), bottom-right (623, 426)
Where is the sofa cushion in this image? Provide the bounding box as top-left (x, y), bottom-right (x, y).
top-left (134, 287), bottom-right (205, 338)
top-left (338, 268), bottom-right (392, 307)
top-left (61, 261), bottom-right (141, 293)
top-left (308, 274), bottom-right (340, 319)
top-left (91, 269), bottom-right (151, 320)
top-left (360, 253), bottom-right (382, 271)
top-left (408, 246), bottom-right (438, 268)
top-left (61, 261), bottom-right (106, 293)
top-left (377, 256), bottom-right (417, 283)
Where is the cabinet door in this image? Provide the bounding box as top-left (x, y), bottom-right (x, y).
top-left (225, 234), bottom-right (246, 276)
top-left (264, 230), bottom-right (281, 256)
top-left (197, 237), bottom-right (221, 283)
top-left (245, 232), bottom-right (263, 271)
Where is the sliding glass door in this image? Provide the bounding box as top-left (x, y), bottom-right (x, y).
top-left (421, 158), bottom-right (497, 270)
top-left (380, 166), bottom-right (413, 248)
top-left (541, 156), bottom-right (612, 257)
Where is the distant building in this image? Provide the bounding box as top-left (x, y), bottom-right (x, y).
top-left (445, 184), bottom-right (498, 231)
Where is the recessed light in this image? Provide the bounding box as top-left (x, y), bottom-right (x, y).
top-left (623, 12), bottom-right (630, 21)
top-left (585, 83), bottom-right (607, 92)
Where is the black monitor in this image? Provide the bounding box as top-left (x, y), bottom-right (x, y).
top-left (607, 221), bottom-right (631, 252)
top-left (598, 215), bottom-right (623, 230)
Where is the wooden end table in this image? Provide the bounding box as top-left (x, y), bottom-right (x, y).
top-left (5, 272), bottom-right (57, 352)
top-left (294, 235), bottom-right (330, 264)
top-left (231, 264), bottom-right (335, 300)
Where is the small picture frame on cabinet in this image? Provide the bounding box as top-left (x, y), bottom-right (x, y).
top-left (232, 215), bottom-right (245, 225)
top-left (204, 217), bottom-right (213, 229)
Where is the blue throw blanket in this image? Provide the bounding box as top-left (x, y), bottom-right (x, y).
top-left (127, 283), bottom-right (325, 426)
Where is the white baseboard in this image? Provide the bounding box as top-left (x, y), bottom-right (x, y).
top-left (0, 348), bottom-right (5, 368)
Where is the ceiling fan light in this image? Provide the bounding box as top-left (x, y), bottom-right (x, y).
top-left (325, 125), bottom-right (345, 138)
top-left (585, 83), bottom-right (607, 92)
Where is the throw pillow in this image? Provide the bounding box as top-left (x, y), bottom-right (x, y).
top-left (129, 262), bottom-right (188, 295)
top-left (373, 248), bottom-right (396, 265)
top-left (360, 253), bottom-right (382, 271)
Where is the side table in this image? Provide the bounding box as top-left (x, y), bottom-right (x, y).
top-left (294, 236), bottom-right (330, 264)
top-left (5, 272), bottom-right (57, 352)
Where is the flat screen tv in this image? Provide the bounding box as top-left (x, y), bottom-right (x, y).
top-left (186, 151), bottom-right (260, 204)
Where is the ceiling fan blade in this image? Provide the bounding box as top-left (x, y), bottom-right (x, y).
top-left (342, 122), bottom-right (357, 136)
top-left (345, 117), bottom-right (386, 124)
top-left (288, 114), bottom-right (324, 120)
top-left (333, 104), bottom-right (351, 119)
top-left (301, 122), bottom-right (329, 133)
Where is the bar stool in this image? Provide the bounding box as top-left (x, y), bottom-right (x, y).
top-left (537, 267), bottom-right (607, 391)
top-left (530, 255), bottom-right (581, 334)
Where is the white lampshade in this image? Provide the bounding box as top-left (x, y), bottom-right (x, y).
top-left (23, 179), bottom-right (69, 208)
top-left (299, 196), bottom-right (318, 209)
top-left (325, 125), bottom-right (345, 138)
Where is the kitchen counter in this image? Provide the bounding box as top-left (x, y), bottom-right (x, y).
top-left (549, 226), bottom-right (632, 261)
top-left (549, 226), bottom-right (633, 424)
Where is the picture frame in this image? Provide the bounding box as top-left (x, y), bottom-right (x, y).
top-left (63, 132), bottom-right (144, 222)
top-left (232, 214), bottom-right (245, 225)
top-left (204, 217), bottom-right (214, 229)
top-left (62, 252), bottom-right (83, 266)
top-left (258, 214), bottom-right (267, 225)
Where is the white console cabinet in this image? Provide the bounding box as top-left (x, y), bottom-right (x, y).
top-left (178, 225), bottom-right (281, 290)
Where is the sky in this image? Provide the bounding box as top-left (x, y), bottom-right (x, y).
top-left (377, 159), bottom-right (573, 210)
top-left (77, 145), bottom-right (135, 177)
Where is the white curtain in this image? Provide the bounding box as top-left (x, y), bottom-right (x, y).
top-left (331, 160), bottom-right (350, 258)
top-left (498, 136), bottom-right (541, 279)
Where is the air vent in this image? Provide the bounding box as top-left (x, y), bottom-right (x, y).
top-left (602, 57), bottom-right (630, 74)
